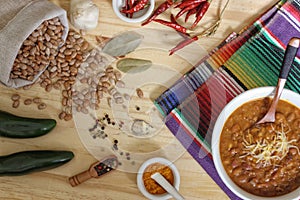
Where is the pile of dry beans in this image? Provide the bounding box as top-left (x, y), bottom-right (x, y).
top-left (11, 17), bottom-right (128, 121)
top-left (10, 17), bottom-right (65, 81)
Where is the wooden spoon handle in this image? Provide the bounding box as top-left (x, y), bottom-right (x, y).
top-left (255, 37), bottom-right (300, 125)
top-left (69, 170), bottom-right (92, 187)
top-left (279, 37), bottom-right (300, 79)
top-left (268, 38), bottom-right (300, 120)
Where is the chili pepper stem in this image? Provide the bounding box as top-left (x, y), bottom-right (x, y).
top-left (187, 30), bottom-right (193, 34)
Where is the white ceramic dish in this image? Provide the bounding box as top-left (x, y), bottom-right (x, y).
top-left (112, 0), bottom-right (155, 23)
top-left (137, 157), bottom-right (181, 200)
top-left (212, 86), bottom-right (300, 200)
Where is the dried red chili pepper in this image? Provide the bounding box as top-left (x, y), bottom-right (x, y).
top-left (175, 2), bottom-right (202, 19)
top-left (130, 0), bottom-right (136, 7)
top-left (125, 0), bottom-right (136, 17)
top-left (125, 0), bottom-right (130, 17)
top-left (121, 0), bottom-right (149, 14)
top-left (185, 7), bottom-right (198, 22)
top-left (129, 0), bottom-right (136, 18)
top-left (170, 14), bottom-right (178, 24)
top-left (169, 35), bottom-right (198, 55)
top-left (142, 0), bottom-right (173, 26)
top-left (153, 18), bottom-right (190, 34)
top-left (170, 14), bottom-right (190, 37)
top-left (191, 1), bottom-right (210, 29)
top-left (175, 0), bottom-right (206, 9)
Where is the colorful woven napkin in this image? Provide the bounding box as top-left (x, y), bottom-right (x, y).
top-left (155, 0), bottom-right (300, 199)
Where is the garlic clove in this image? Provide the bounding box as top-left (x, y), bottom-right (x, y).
top-left (70, 0), bottom-right (100, 30)
top-left (131, 119), bottom-right (156, 137)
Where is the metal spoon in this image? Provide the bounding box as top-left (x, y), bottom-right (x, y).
top-left (151, 172), bottom-right (185, 200)
top-left (256, 37), bottom-right (300, 125)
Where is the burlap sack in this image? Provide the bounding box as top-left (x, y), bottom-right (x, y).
top-left (0, 0), bottom-right (69, 88)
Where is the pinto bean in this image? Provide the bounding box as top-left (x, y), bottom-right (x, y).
top-left (287, 112), bottom-right (296, 122)
top-left (230, 124), bottom-right (241, 133)
top-left (232, 167), bottom-right (242, 176)
top-left (275, 112), bottom-right (286, 123)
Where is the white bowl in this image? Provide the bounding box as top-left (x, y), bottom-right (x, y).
top-left (212, 86), bottom-right (300, 200)
top-left (137, 157), bottom-right (181, 200)
top-left (112, 0), bottom-right (155, 23)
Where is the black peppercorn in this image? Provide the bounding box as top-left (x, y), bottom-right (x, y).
top-left (113, 144), bottom-right (118, 150)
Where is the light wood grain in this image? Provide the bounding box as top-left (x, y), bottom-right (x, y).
top-left (0, 0), bottom-right (278, 199)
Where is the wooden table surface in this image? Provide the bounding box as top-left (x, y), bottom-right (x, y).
top-left (0, 0), bottom-right (278, 199)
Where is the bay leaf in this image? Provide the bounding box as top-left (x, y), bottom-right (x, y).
top-left (117, 58), bottom-right (152, 73)
top-left (102, 31), bottom-right (143, 56)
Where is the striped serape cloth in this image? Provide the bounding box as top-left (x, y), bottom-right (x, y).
top-left (155, 0), bottom-right (300, 199)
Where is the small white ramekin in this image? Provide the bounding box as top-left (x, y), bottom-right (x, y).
top-left (136, 157), bottom-right (181, 200)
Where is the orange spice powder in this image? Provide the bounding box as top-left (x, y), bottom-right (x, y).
top-left (142, 162), bottom-right (174, 194)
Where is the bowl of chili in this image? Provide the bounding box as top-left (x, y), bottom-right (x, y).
top-left (112, 0), bottom-right (155, 23)
top-left (137, 157), bottom-right (181, 200)
top-left (212, 86), bottom-right (300, 200)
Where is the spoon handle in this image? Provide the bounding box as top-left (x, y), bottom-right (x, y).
top-left (269, 38), bottom-right (299, 117)
top-left (279, 37), bottom-right (300, 79)
top-left (256, 38), bottom-right (299, 124)
top-left (151, 172), bottom-right (185, 200)
top-left (274, 38), bottom-right (300, 107)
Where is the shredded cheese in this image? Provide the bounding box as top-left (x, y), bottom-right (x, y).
top-left (240, 123), bottom-right (300, 167)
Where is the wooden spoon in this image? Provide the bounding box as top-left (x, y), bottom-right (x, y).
top-left (255, 37), bottom-right (300, 125)
top-left (69, 156), bottom-right (118, 187)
